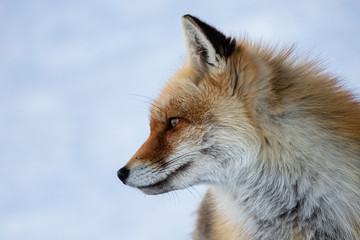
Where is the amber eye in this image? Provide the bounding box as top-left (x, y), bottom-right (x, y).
top-left (167, 117), bottom-right (182, 130)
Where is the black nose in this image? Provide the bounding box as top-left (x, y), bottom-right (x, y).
top-left (117, 167), bottom-right (130, 184)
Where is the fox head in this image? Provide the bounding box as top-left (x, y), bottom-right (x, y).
top-left (118, 15), bottom-right (265, 195)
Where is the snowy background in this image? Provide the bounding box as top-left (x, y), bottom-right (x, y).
top-left (1, 0), bottom-right (359, 239)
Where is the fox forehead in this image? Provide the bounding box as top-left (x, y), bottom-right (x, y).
top-left (150, 68), bottom-right (217, 125)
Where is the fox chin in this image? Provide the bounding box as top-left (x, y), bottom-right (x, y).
top-left (117, 15), bottom-right (360, 240)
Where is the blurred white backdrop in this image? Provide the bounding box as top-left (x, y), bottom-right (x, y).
top-left (1, 0), bottom-right (359, 239)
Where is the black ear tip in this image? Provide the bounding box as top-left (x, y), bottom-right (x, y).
top-left (182, 14), bottom-right (202, 24)
top-left (182, 14), bottom-right (194, 20)
top-left (182, 14), bottom-right (203, 25)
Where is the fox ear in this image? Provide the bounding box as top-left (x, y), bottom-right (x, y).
top-left (181, 15), bottom-right (235, 74)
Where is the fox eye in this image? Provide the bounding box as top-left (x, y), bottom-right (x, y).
top-left (167, 117), bottom-right (182, 130)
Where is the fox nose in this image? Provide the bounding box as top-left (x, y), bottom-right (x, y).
top-left (117, 167), bottom-right (130, 184)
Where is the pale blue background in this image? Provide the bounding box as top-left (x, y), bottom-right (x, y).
top-left (1, 0), bottom-right (359, 239)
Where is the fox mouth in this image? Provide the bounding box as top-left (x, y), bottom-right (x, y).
top-left (138, 162), bottom-right (192, 195)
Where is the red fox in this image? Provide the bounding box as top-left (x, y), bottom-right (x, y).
top-left (117, 15), bottom-right (360, 239)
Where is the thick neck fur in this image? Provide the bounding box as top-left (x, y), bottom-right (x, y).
top-left (216, 139), bottom-right (360, 239)
top-left (212, 43), bottom-right (360, 239)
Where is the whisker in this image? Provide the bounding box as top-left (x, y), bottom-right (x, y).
top-left (173, 191), bottom-right (180, 205)
top-left (128, 93), bottom-right (155, 101)
top-left (133, 146), bottom-right (209, 179)
top-left (190, 186), bottom-right (203, 201)
top-left (155, 152), bottom-right (199, 174)
top-left (147, 156), bottom-right (166, 167)
top-left (185, 186), bottom-right (197, 200)
top-left (192, 186), bottom-right (202, 197)
top-left (166, 191), bottom-right (172, 203)
top-left (128, 93), bottom-right (167, 115)
top-left (146, 146), bottom-right (195, 168)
